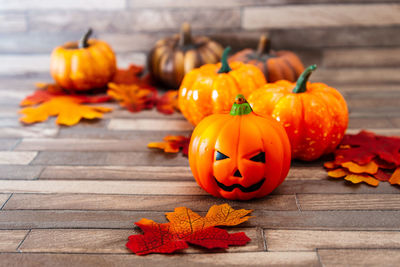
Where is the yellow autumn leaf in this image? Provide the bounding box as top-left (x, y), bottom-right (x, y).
top-left (389, 168), bottom-right (400, 185)
top-left (344, 174), bottom-right (380, 187)
top-left (19, 96), bottom-right (112, 126)
top-left (341, 161), bottom-right (378, 174)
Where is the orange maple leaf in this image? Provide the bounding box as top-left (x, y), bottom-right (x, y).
top-left (147, 135), bottom-right (191, 156)
top-left (19, 96), bottom-right (112, 126)
top-left (107, 83), bottom-right (157, 112)
top-left (327, 168), bottom-right (380, 186)
top-left (126, 204), bottom-right (252, 255)
top-left (389, 168), bottom-right (400, 185)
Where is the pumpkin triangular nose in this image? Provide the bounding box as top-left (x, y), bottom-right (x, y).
top-left (233, 169), bottom-right (242, 178)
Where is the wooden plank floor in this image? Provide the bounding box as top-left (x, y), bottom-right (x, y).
top-left (0, 75), bottom-right (400, 267)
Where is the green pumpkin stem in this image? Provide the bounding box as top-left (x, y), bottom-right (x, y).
top-left (292, 64), bottom-right (317, 94)
top-left (230, 94), bottom-right (252, 116)
top-left (218, 47), bottom-right (232, 73)
top-left (79, 28), bottom-right (93, 49)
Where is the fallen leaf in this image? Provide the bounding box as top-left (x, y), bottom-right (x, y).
top-left (156, 90), bottom-right (179, 115)
top-left (19, 96), bottom-right (112, 126)
top-left (341, 161), bottom-right (378, 175)
top-left (327, 168), bottom-right (347, 178)
top-left (126, 204), bottom-right (252, 255)
top-left (336, 130), bottom-right (400, 166)
top-left (107, 83), bottom-right (157, 112)
top-left (111, 64), bottom-right (144, 85)
top-left (148, 135), bottom-right (191, 156)
top-left (327, 167), bottom-right (380, 186)
top-left (344, 173), bottom-right (380, 186)
top-left (389, 168), bottom-right (400, 185)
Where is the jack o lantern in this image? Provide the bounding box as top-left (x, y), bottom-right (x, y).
top-left (50, 28), bottom-right (117, 91)
top-left (248, 65), bottom-right (348, 161)
top-left (189, 95), bottom-right (291, 200)
top-left (229, 35), bottom-right (304, 82)
top-left (179, 47), bottom-right (266, 125)
top-left (147, 22), bottom-right (224, 89)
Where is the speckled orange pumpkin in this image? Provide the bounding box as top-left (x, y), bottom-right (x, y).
top-left (179, 47), bottom-right (266, 125)
top-left (229, 35), bottom-right (304, 82)
top-left (189, 95), bottom-right (291, 200)
top-left (248, 65), bottom-right (348, 161)
top-left (50, 29), bottom-right (117, 91)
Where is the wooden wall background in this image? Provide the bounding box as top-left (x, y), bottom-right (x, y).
top-left (1, 0), bottom-right (400, 88)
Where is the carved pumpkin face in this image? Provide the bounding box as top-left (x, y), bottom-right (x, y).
top-left (189, 95), bottom-right (291, 200)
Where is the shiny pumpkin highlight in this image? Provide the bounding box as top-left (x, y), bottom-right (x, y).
top-left (50, 29), bottom-right (117, 91)
top-left (248, 65), bottom-right (349, 161)
top-left (189, 95), bottom-right (291, 200)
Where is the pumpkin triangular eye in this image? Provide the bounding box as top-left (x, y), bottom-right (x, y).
top-left (249, 152), bottom-right (265, 163)
top-left (216, 151), bottom-right (229, 160)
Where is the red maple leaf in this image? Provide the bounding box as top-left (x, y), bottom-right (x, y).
top-left (335, 130), bottom-right (400, 166)
top-left (111, 64), bottom-right (144, 85)
top-left (126, 204), bottom-right (252, 255)
top-left (21, 83), bottom-right (111, 107)
top-left (156, 90), bottom-right (179, 115)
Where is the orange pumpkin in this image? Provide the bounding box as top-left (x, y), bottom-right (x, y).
top-left (189, 95), bottom-right (291, 200)
top-left (229, 35), bottom-right (304, 82)
top-left (248, 65), bottom-right (348, 161)
top-left (179, 47), bottom-right (266, 125)
top-left (50, 29), bottom-right (117, 91)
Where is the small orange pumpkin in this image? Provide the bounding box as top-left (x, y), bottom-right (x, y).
top-left (50, 29), bottom-right (117, 91)
top-left (229, 35), bottom-right (304, 82)
top-left (189, 95), bottom-right (291, 200)
top-left (248, 65), bottom-right (348, 161)
top-left (179, 47), bottom-right (266, 125)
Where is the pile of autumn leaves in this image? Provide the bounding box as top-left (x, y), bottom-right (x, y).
top-left (19, 65), bottom-right (179, 126)
top-left (126, 204), bottom-right (252, 255)
top-left (325, 130), bottom-right (400, 187)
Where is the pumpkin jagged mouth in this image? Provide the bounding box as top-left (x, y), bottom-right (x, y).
top-left (214, 177), bottom-right (265, 193)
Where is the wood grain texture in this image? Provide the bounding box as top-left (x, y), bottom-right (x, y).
top-left (108, 119), bottom-right (194, 131)
top-left (323, 48), bottom-right (400, 67)
top-left (298, 194), bottom-right (400, 211)
top-left (0, 151), bottom-right (37, 164)
top-left (15, 138), bottom-right (159, 152)
top-left (0, 127), bottom-right (58, 138)
top-left (0, 165), bottom-right (43, 180)
top-left (243, 4), bottom-right (400, 29)
top-left (19, 228), bottom-right (262, 253)
top-left (31, 151), bottom-right (189, 166)
top-left (1, 210), bottom-right (399, 230)
top-left (0, 194), bottom-right (11, 208)
top-left (0, 251), bottom-right (319, 267)
top-left (39, 166), bottom-right (193, 180)
top-left (0, 0), bottom-right (126, 10)
top-left (348, 117), bottom-right (394, 129)
top-left (0, 230), bottom-right (28, 252)
top-left (0, 180), bottom-right (204, 195)
top-left (318, 249), bottom-right (400, 267)
top-left (0, 139), bottom-right (19, 150)
top-left (265, 230), bottom-right (400, 251)
top-left (3, 193), bottom-right (298, 211)
top-left (274, 180), bottom-right (400, 195)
